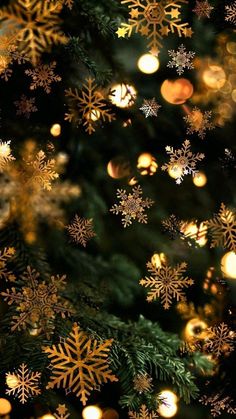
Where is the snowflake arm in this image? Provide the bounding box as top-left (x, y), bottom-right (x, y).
top-left (203, 323), bottom-right (235, 357)
top-left (5, 363), bottom-right (41, 404)
top-left (25, 62), bottom-right (61, 93)
top-left (140, 98), bottom-right (161, 117)
top-left (183, 107), bottom-right (215, 139)
top-left (225, 2), bottom-right (236, 24)
top-left (54, 404), bottom-right (70, 419)
top-left (14, 95), bottom-right (38, 118)
top-left (28, 150), bottom-right (59, 190)
top-left (205, 203), bottom-right (236, 252)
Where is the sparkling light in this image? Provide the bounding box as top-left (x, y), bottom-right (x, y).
top-left (0, 398), bottom-right (12, 415)
top-left (158, 390), bottom-right (178, 418)
top-left (82, 406), bottom-right (103, 419)
top-left (50, 123), bottom-right (61, 137)
top-left (109, 83), bottom-right (137, 108)
top-left (137, 53), bottom-right (160, 74)
top-left (221, 252), bottom-right (236, 279)
top-left (193, 172), bottom-right (207, 187)
top-left (87, 110), bottom-right (101, 121)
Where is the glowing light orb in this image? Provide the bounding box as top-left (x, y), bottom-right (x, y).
top-left (151, 253), bottom-right (167, 268)
top-left (6, 374), bottom-right (19, 389)
top-left (50, 123), bottom-right (61, 137)
top-left (221, 252), bottom-right (236, 279)
top-left (109, 83), bottom-right (137, 108)
top-left (82, 406), bottom-right (103, 419)
top-left (184, 318), bottom-right (208, 340)
top-left (138, 53), bottom-right (160, 74)
top-left (202, 65), bottom-right (226, 90)
top-left (161, 79), bottom-right (193, 104)
top-left (0, 398), bottom-right (12, 415)
top-left (40, 414), bottom-right (55, 419)
top-left (158, 390), bottom-right (178, 418)
top-left (193, 172), bottom-right (207, 187)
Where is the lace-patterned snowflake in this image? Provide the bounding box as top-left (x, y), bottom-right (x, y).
top-left (140, 260), bottom-right (194, 309)
top-left (205, 203), bottom-right (236, 252)
top-left (1, 266), bottom-right (72, 337)
top-left (110, 185), bottom-right (154, 227)
top-left (128, 405), bottom-right (158, 419)
top-left (184, 107), bottom-right (215, 139)
top-left (133, 373), bottom-right (153, 394)
top-left (117, 0), bottom-right (193, 56)
top-left (25, 62), bottom-right (61, 94)
top-left (14, 95), bottom-right (38, 118)
top-left (200, 393), bottom-right (236, 417)
top-left (54, 404), bottom-right (70, 419)
top-left (0, 247), bottom-right (16, 282)
top-left (65, 78), bottom-right (115, 134)
top-left (0, 140), bottom-right (15, 172)
top-left (161, 140), bottom-right (205, 184)
top-left (225, 2), bottom-right (236, 24)
top-left (167, 44), bottom-right (195, 75)
top-left (140, 98), bottom-right (161, 117)
top-left (203, 323), bottom-right (235, 357)
top-left (5, 363), bottom-right (41, 404)
top-left (67, 215), bottom-right (96, 247)
top-left (193, 1), bottom-right (214, 19)
top-left (43, 323), bottom-right (118, 405)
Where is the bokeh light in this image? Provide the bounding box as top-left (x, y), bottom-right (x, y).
top-left (184, 318), bottom-right (208, 340)
top-left (109, 83), bottom-right (137, 108)
top-left (50, 123), bottom-right (61, 137)
top-left (161, 79), bottom-right (193, 104)
top-left (202, 65), bottom-right (226, 90)
top-left (137, 53), bottom-right (160, 74)
top-left (82, 405), bottom-right (103, 419)
top-left (221, 252), bottom-right (236, 279)
top-left (0, 398), bottom-right (12, 415)
top-left (158, 390), bottom-right (178, 418)
top-left (193, 172), bottom-right (207, 187)
top-left (137, 153), bottom-right (158, 176)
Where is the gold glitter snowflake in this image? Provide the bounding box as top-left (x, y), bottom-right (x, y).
top-left (43, 323), bottom-right (118, 405)
top-left (133, 373), bottom-right (153, 394)
top-left (140, 260), bottom-right (194, 309)
top-left (14, 95), bottom-right (38, 118)
top-left (193, 1), bottom-right (214, 19)
top-left (225, 2), bottom-right (236, 24)
top-left (117, 0), bottom-right (193, 56)
top-left (67, 215), bottom-right (96, 247)
top-left (0, 0), bottom-right (67, 66)
top-left (203, 322), bottom-right (235, 357)
top-left (54, 404), bottom-right (70, 419)
top-left (65, 78), bottom-right (115, 134)
top-left (26, 150), bottom-right (59, 190)
top-left (1, 266), bottom-right (72, 337)
top-left (0, 140), bottom-right (15, 172)
top-left (110, 185), bottom-right (154, 227)
top-left (184, 107), bottom-right (215, 139)
top-left (205, 203), bottom-right (236, 252)
top-left (161, 139), bottom-right (205, 184)
top-left (5, 363), bottom-right (41, 404)
top-left (0, 33), bottom-right (28, 81)
top-left (128, 405), bottom-right (158, 419)
top-left (200, 393), bottom-right (236, 417)
top-left (0, 247), bottom-right (16, 282)
top-left (25, 62), bottom-right (61, 94)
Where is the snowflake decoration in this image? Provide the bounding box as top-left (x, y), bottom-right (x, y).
top-left (128, 404), bottom-right (159, 419)
top-left (200, 393), bottom-right (236, 417)
top-left (110, 185), bottom-right (154, 227)
top-left (161, 139), bottom-right (205, 184)
top-left (133, 373), bottom-right (153, 394)
top-left (54, 404), bottom-right (70, 419)
top-left (167, 44), bottom-right (195, 75)
top-left (140, 260), bottom-right (194, 309)
top-left (43, 323), bottom-right (118, 405)
top-left (203, 323), bottom-right (235, 357)
top-left (65, 78), bottom-right (115, 134)
top-left (0, 247), bottom-right (16, 282)
top-left (1, 266), bottom-right (72, 337)
top-left (25, 62), bottom-right (61, 94)
top-left (14, 95), bottom-right (38, 118)
top-left (26, 150), bottom-right (59, 191)
top-left (0, 0), bottom-right (67, 65)
top-left (117, 0), bottom-right (193, 56)
top-left (184, 107), bottom-right (215, 139)
top-left (0, 33), bottom-right (28, 81)
top-left (67, 215), bottom-right (96, 247)
top-left (5, 363), bottom-right (41, 404)
top-left (0, 140), bottom-right (15, 172)
top-left (140, 98), bottom-right (161, 117)
top-left (161, 214), bottom-right (184, 239)
top-left (205, 203), bottom-right (236, 252)
top-left (225, 2), bottom-right (236, 24)
top-left (193, 1), bottom-right (214, 19)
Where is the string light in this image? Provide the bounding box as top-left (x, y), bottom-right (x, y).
top-left (193, 172), bottom-right (207, 187)
top-left (0, 398), bottom-right (12, 415)
top-left (50, 123), bottom-right (61, 137)
top-left (221, 252), bottom-right (236, 279)
top-left (82, 406), bottom-right (103, 419)
top-left (158, 390), bottom-right (178, 418)
top-left (137, 53), bottom-right (160, 74)
top-left (109, 83), bottom-right (137, 108)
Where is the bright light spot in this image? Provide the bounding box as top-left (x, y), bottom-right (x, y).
top-left (6, 374), bottom-right (19, 389)
top-left (151, 253), bottom-right (167, 268)
top-left (109, 83), bottom-right (137, 108)
top-left (168, 164), bottom-right (183, 180)
top-left (0, 398), bottom-right (12, 415)
top-left (193, 172), bottom-right (207, 187)
top-left (50, 123), bottom-right (61, 137)
top-left (202, 65), bottom-right (226, 90)
top-left (40, 414), bottom-right (55, 419)
top-left (184, 318), bottom-right (208, 340)
top-left (87, 110), bottom-right (101, 121)
top-left (158, 391), bottom-right (178, 418)
top-left (137, 153), bottom-right (158, 176)
top-left (82, 406), bottom-right (103, 419)
top-left (137, 53), bottom-right (160, 74)
top-left (221, 252), bottom-right (236, 279)
top-left (181, 221), bottom-right (207, 247)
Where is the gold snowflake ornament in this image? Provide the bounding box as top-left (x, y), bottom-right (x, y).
top-left (205, 203), bottom-right (236, 252)
top-left (54, 404), bottom-right (70, 419)
top-left (203, 322), bottom-right (235, 357)
top-left (0, 247), bottom-right (16, 282)
top-left (43, 323), bottom-right (118, 405)
top-left (200, 393), bottom-right (236, 417)
top-left (225, 2), bottom-right (236, 24)
top-left (14, 95), bottom-right (38, 118)
top-left (128, 404), bottom-right (158, 419)
top-left (193, 0), bottom-right (214, 19)
top-left (161, 139), bottom-right (205, 184)
top-left (133, 373), bottom-right (153, 394)
top-left (67, 215), bottom-right (96, 247)
top-left (110, 185), bottom-right (154, 227)
top-left (117, 0), bottom-right (193, 56)
top-left (25, 62), bottom-right (61, 94)
top-left (1, 266), bottom-right (72, 337)
top-left (184, 107), bottom-right (215, 139)
top-left (167, 44), bottom-right (195, 76)
top-left (0, 140), bottom-right (15, 172)
top-left (27, 150), bottom-right (59, 191)
top-left (140, 260), bottom-right (194, 309)
top-left (5, 363), bottom-right (41, 404)
top-left (65, 78), bottom-right (115, 134)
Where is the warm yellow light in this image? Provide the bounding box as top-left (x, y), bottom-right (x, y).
top-left (128, 176), bottom-right (138, 186)
top-left (151, 253), bottom-right (167, 268)
top-left (109, 83), bottom-right (137, 108)
top-left (137, 53), bottom-right (160, 74)
top-left (137, 153), bottom-right (158, 176)
top-left (6, 374), bottom-right (19, 389)
top-left (82, 406), bottom-right (103, 419)
top-left (168, 165), bottom-right (183, 180)
top-left (158, 391), bottom-right (178, 418)
top-left (184, 318), bottom-right (208, 340)
top-left (221, 252), bottom-right (236, 279)
top-left (193, 172), bottom-right (207, 187)
top-left (50, 123), bottom-right (61, 137)
top-left (181, 221), bottom-right (207, 247)
top-left (0, 398), bottom-right (12, 415)
top-left (202, 65), bottom-right (226, 90)
top-left (87, 110), bottom-right (101, 122)
top-left (40, 414), bottom-right (55, 419)
top-left (107, 157), bottom-right (131, 179)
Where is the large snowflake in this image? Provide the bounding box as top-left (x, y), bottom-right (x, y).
top-left (25, 62), bottom-right (61, 94)
top-left (205, 203), bottom-right (236, 252)
top-left (67, 215), bottom-right (96, 247)
top-left (129, 405), bottom-right (159, 419)
top-left (167, 44), bottom-right (195, 75)
top-left (161, 139), bottom-right (205, 184)
top-left (140, 260), bottom-right (194, 309)
top-left (0, 247), bottom-right (16, 282)
top-left (225, 2), bottom-right (236, 24)
top-left (184, 107), bottom-right (215, 139)
top-left (193, 0), bottom-right (214, 19)
top-left (43, 323), bottom-right (118, 405)
top-left (5, 363), bottom-right (41, 404)
top-left (133, 373), bottom-right (153, 394)
top-left (117, 0), bottom-right (192, 56)
top-left (0, 140), bottom-right (15, 172)
top-left (110, 185), bottom-right (154, 227)
top-left (203, 323), bottom-right (235, 358)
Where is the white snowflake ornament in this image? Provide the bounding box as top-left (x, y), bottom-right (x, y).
top-left (167, 44), bottom-right (195, 75)
top-left (140, 98), bottom-right (161, 118)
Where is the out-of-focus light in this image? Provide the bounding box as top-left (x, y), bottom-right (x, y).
top-left (161, 79), bottom-right (193, 105)
top-left (6, 374), bottom-right (19, 389)
top-left (158, 390), bottom-right (178, 418)
top-left (109, 83), bottom-right (137, 108)
top-left (128, 176), bottom-right (138, 186)
top-left (0, 398), bottom-right (12, 415)
top-left (137, 53), bottom-right (160, 74)
top-left (107, 157), bottom-right (131, 179)
top-left (226, 42), bottom-right (236, 54)
top-left (193, 172), bottom-right (207, 187)
top-left (137, 153), bottom-right (158, 176)
top-left (221, 252), bottom-right (236, 279)
top-left (181, 221), bottom-right (207, 247)
top-left (50, 123), bottom-right (61, 137)
top-left (184, 318), bottom-right (208, 340)
top-left (202, 65), bottom-right (226, 90)
top-left (168, 164), bottom-right (183, 180)
top-left (40, 414), bottom-right (55, 419)
top-left (151, 253), bottom-right (167, 268)
top-left (87, 110), bottom-right (101, 122)
top-left (82, 406), bottom-right (103, 419)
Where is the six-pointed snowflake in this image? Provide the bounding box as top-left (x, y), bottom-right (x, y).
top-left (43, 323), bottom-right (118, 405)
top-left (161, 214), bottom-right (184, 239)
top-left (203, 322), bottom-right (235, 357)
top-left (110, 185), bottom-right (154, 227)
top-left (184, 107), bottom-right (215, 139)
top-left (129, 404), bottom-right (159, 419)
top-left (26, 150), bottom-right (59, 191)
top-left (140, 98), bottom-right (161, 117)
top-left (54, 404), bottom-right (70, 419)
top-left (0, 140), bottom-right (15, 172)
top-left (117, 0), bottom-right (193, 56)
top-left (193, 0), bottom-right (214, 19)
top-left (14, 95), bottom-right (38, 118)
top-left (200, 393), bottom-right (236, 417)
top-left (140, 260), bottom-right (194, 309)
top-left (133, 373), bottom-right (153, 394)
top-left (25, 62), bottom-right (61, 94)
top-left (205, 203), bottom-right (236, 252)
top-left (161, 139), bottom-right (205, 184)
top-left (167, 44), bottom-right (195, 75)
top-left (0, 247), bottom-right (16, 282)
top-left (67, 215), bottom-right (96, 247)
top-left (225, 2), bottom-right (236, 24)
top-left (5, 363), bottom-right (41, 404)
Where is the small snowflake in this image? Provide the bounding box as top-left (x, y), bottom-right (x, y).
top-left (67, 215), bottom-right (96, 247)
top-left (6, 363), bottom-right (41, 404)
top-left (203, 322), bottom-right (235, 357)
top-left (140, 260), bottom-right (194, 309)
top-left (205, 203), bottom-right (236, 252)
top-left (167, 44), bottom-right (195, 75)
top-left (193, 1), bottom-right (214, 19)
top-left (110, 185), bottom-right (154, 227)
top-left (161, 214), bottom-right (184, 239)
top-left (161, 139), bottom-right (205, 184)
top-left (0, 140), bottom-right (15, 172)
top-left (129, 404), bottom-right (158, 419)
top-left (25, 61), bottom-right (61, 93)
top-left (225, 2), bottom-right (236, 24)
top-left (184, 107), bottom-right (215, 139)
top-left (14, 95), bottom-right (38, 118)
top-left (133, 373), bottom-right (153, 394)
top-left (140, 98), bottom-right (161, 118)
